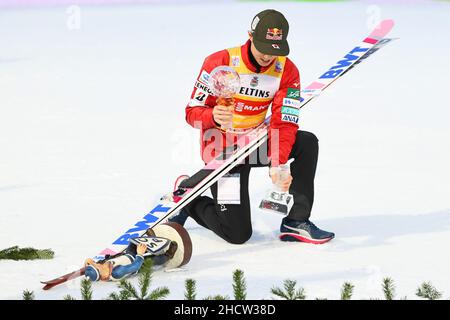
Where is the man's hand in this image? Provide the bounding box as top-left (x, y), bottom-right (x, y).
top-left (213, 104), bottom-right (233, 127)
top-left (269, 166), bottom-right (293, 193)
top-left (136, 243), bottom-right (147, 256)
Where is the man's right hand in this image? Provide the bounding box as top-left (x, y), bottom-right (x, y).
top-left (136, 243), bottom-right (147, 256)
top-left (212, 104), bottom-right (233, 127)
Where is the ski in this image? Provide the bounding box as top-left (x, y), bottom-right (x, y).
top-left (41, 19), bottom-right (395, 290)
top-left (41, 269), bottom-right (85, 290)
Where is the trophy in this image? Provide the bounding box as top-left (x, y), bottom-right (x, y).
top-left (208, 66), bottom-right (240, 131)
top-left (259, 164), bottom-right (294, 215)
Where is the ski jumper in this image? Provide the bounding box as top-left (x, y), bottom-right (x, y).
top-left (184, 40), bottom-right (319, 244)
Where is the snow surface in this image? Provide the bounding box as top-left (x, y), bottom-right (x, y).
top-left (1, 1), bottom-right (450, 300)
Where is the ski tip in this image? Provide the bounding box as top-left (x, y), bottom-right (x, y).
top-left (371, 19), bottom-right (395, 37)
top-left (364, 19), bottom-right (395, 44)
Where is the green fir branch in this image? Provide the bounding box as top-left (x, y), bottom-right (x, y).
top-left (116, 258), bottom-right (170, 300)
top-left (138, 259), bottom-right (154, 299)
top-left (271, 279), bottom-right (306, 300)
top-left (341, 282), bottom-right (354, 300)
top-left (416, 282), bottom-right (442, 300)
top-left (382, 277), bottom-right (396, 300)
top-left (232, 269), bottom-right (247, 300)
top-left (107, 292), bottom-right (121, 300)
top-left (22, 290), bottom-right (35, 300)
top-left (107, 290), bottom-right (132, 300)
top-left (0, 246), bottom-right (54, 260)
top-left (147, 287), bottom-right (170, 300)
top-left (63, 295), bottom-right (76, 300)
top-left (203, 295), bottom-right (230, 300)
top-left (184, 279), bottom-right (197, 300)
top-left (81, 278), bottom-right (93, 300)
top-left (118, 279), bottom-right (140, 300)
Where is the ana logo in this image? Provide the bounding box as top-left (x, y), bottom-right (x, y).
top-left (282, 114), bottom-right (299, 124)
top-left (283, 98), bottom-right (301, 108)
top-left (272, 44), bottom-right (280, 49)
top-left (231, 56), bottom-right (240, 67)
top-left (266, 28), bottom-right (283, 40)
top-left (275, 61), bottom-right (283, 73)
top-left (199, 70), bottom-right (210, 86)
top-left (250, 76), bottom-right (259, 87)
top-left (286, 88), bottom-right (300, 99)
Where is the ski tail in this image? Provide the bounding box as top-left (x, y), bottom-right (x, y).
top-left (41, 267), bottom-right (85, 290)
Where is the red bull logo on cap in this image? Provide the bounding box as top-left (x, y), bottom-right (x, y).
top-left (266, 28), bottom-right (283, 40)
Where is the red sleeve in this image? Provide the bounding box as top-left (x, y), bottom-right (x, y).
top-left (268, 58), bottom-right (301, 165)
top-left (185, 50), bottom-right (230, 130)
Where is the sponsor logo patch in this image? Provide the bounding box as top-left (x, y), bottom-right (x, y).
top-left (231, 56), bottom-right (240, 67)
top-left (198, 70), bottom-right (210, 86)
top-left (195, 81), bottom-right (214, 95)
top-left (189, 88), bottom-right (208, 106)
top-left (275, 61), bottom-right (283, 73)
top-left (235, 101), bottom-right (270, 113)
top-left (238, 87), bottom-right (270, 98)
top-left (283, 98), bottom-right (301, 108)
top-left (281, 106), bottom-right (300, 116)
top-left (250, 76), bottom-right (259, 87)
top-left (266, 28), bottom-right (283, 40)
top-left (286, 88), bottom-right (300, 99)
top-left (251, 16), bottom-right (260, 30)
top-left (281, 114), bottom-right (299, 124)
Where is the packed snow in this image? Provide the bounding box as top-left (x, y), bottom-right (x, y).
top-left (1, 1), bottom-right (450, 300)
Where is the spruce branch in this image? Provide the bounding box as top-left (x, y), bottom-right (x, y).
top-left (271, 279), bottom-right (306, 300)
top-left (232, 269), bottom-right (247, 300)
top-left (107, 290), bottom-right (132, 300)
top-left (116, 258), bottom-right (170, 300)
top-left (147, 287), bottom-right (170, 300)
top-left (416, 282), bottom-right (442, 300)
top-left (203, 295), bottom-right (230, 300)
top-left (22, 290), bottom-right (35, 300)
top-left (80, 278), bottom-right (93, 300)
top-left (118, 279), bottom-right (140, 300)
top-left (341, 282), bottom-right (354, 300)
top-left (184, 279), bottom-right (197, 300)
top-left (138, 259), bottom-right (153, 299)
top-left (63, 295), bottom-right (76, 300)
top-left (0, 246), bottom-right (54, 260)
top-left (382, 277), bottom-right (396, 300)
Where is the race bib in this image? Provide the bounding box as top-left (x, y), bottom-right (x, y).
top-left (217, 173), bottom-right (241, 205)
